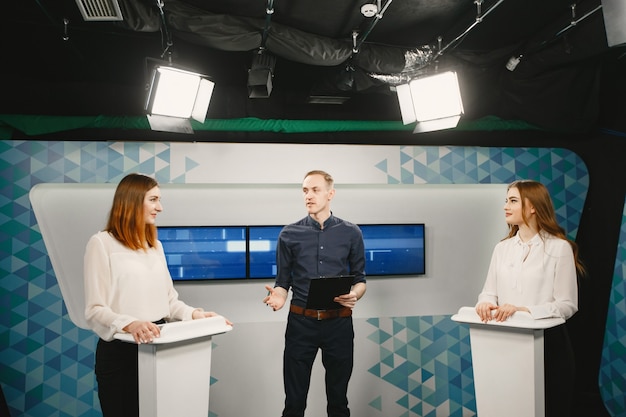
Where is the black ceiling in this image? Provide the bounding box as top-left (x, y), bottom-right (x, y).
top-left (3, 0), bottom-right (625, 134)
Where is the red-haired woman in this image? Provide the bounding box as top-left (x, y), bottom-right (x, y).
top-left (84, 173), bottom-right (230, 417)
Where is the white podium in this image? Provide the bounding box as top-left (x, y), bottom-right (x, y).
top-left (451, 307), bottom-right (564, 417)
top-left (115, 316), bottom-right (232, 417)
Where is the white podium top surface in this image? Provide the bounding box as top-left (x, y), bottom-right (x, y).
top-left (114, 315), bottom-right (233, 344)
top-left (451, 306), bottom-right (564, 329)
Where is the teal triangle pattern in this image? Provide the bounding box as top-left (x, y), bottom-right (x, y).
top-left (374, 146), bottom-right (588, 239)
top-left (0, 140), bottom-right (189, 417)
top-left (1, 141), bottom-right (590, 417)
top-left (366, 315), bottom-right (476, 416)
top-left (369, 395), bottom-right (383, 411)
top-left (599, 197), bottom-right (626, 417)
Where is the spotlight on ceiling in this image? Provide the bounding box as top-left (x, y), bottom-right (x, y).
top-left (248, 49), bottom-right (276, 98)
top-left (396, 71), bottom-right (464, 133)
top-left (144, 65), bottom-right (215, 134)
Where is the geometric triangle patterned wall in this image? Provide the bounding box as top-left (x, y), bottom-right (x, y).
top-left (0, 140), bottom-right (589, 417)
top-left (599, 197), bottom-right (626, 417)
top-left (365, 316), bottom-right (475, 417)
top-left (374, 146), bottom-right (587, 240)
top-left (0, 141), bottom-right (181, 417)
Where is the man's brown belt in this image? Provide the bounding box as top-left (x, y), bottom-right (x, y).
top-left (290, 304), bottom-right (352, 320)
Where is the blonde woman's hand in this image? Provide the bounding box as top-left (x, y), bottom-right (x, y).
top-left (475, 302), bottom-right (497, 323)
top-left (492, 303), bottom-right (518, 322)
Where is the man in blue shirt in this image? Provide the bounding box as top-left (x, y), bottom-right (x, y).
top-left (264, 170), bottom-right (366, 417)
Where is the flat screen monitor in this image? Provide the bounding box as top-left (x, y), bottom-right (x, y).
top-left (158, 226), bottom-right (247, 280)
top-left (158, 223), bottom-right (425, 280)
top-left (248, 225), bottom-right (283, 278)
top-left (360, 224), bottom-right (425, 276)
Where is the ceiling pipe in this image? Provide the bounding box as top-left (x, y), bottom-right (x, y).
top-left (554, 4), bottom-right (603, 38)
top-left (155, 0), bottom-right (174, 61)
top-left (434, 0), bottom-right (505, 61)
top-left (389, 0), bottom-right (505, 81)
top-left (353, 0), bottom-right (394, 54)
top-left (260, 0), bottom-right (274, 50)
top-left (506, 3), bottom-right (603, 71)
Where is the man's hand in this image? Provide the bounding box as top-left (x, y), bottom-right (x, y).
top-left (334, 291), bottom-right (358, 308)
top-left (334, 282), bottom-right (366, 309)
top-left (264, 285), bottom-right (287, 311)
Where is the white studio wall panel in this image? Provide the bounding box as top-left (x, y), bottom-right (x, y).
top-left (175, 142), bottom-right (395, 184)
top-left (30, 182), bottom-right (505, 327)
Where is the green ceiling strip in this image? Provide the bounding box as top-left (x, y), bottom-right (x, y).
top-left (0, 114), bottom-right (540, 139)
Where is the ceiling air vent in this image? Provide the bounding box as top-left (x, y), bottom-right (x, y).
top-left (75, 0), bottom-right (123, 21)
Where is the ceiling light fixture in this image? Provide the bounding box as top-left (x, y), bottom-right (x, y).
top-left (248, 49), bottom-right (276, 99)
top-left (393, 0), bottom-right (502, 132)
top-left (143, 0), bottom-right (215, 133)
top-left (144, 65), bottom-right (215, 133)
top-left (396, 71), bottom-right (464, 133)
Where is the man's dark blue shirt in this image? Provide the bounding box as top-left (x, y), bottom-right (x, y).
top-left (275, 213), bottom-right (366, 307)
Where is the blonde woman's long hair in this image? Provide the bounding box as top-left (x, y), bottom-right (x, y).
top-left (506, 180), bottom-right (585, 276)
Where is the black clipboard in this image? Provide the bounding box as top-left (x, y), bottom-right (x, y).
top-left (306, 275), bottom-right (355, 310)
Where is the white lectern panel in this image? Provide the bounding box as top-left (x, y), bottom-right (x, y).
top-left (114, 315), bottom-right (232, 344)
top-left (452, 307), bottom-right (564, 417)
top-left (115, 316), bottom-right (232, 417)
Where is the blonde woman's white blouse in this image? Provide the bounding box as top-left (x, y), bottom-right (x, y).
top-left (84, 231), bottom-right (198, 341)
top-left (477, 231), bottom-right (578, 320)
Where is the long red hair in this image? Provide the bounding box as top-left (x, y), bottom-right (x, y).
top-left (105, 173), bottom-right (158, 250)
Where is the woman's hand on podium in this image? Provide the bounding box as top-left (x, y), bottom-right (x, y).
top-left (476, 303), bottom-right (531, 322)
top-left (476, 302), bottom-right (497, 322)
top-left (193, 310), bottom-right (233, 326)
top-left (123, 320), bottom-right (161, 344)
top-left (492, 304), bottom-right (518, 322)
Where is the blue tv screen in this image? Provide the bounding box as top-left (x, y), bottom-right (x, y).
top-left (359, 224), bottom-right (425, 276)
top-left (158, 223), bottom-right (425, 280)
top-left (248, 226), bottom-right (283, 278)
top-left (158, 226), bottom-right (247, 280)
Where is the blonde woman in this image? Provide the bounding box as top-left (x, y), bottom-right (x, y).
top-left (476, 179), bottom-right (585, 417)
